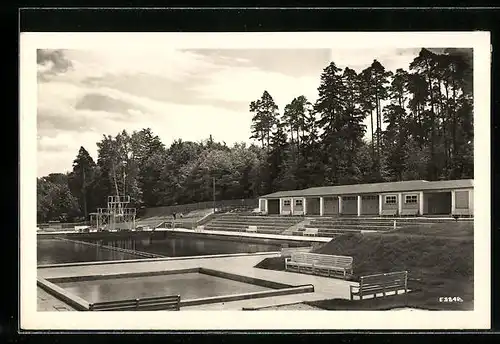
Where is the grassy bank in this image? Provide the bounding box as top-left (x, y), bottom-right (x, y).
top-left (390, 221), bottom-right (473, 238)
top-left (255, 231), bottom-right (473, 310)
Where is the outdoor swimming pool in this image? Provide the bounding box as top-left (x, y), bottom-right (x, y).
top-left (38, 268), bottom-right (315, 310)
top-left (85, 236), bottom-right (281, 257)
top-left (56, 272), bottom-right (272, 303)
top-left (37, 234), bottom-right (283, 265)
top-left (37, 238), bottom-right (143, 265)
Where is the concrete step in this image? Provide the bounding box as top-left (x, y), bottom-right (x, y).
top-left (218, 215), bottom-right (304, 220)
top-left (215, 217), bottom-right (303, 224)
top-left (211, 222), bottom-right (300, 227)
top-left (210, 219), bottom-right (299, 224)
top-left (204, 224), bottom-right (291, 230)
top-left (309, 221), bottom-right (397, 226)
top-left (305, 224), bottom-right (394, 230)
top-left (310, 216), bottom-right (472, 222)
top-left (203, 227), bottom-right (284, 234)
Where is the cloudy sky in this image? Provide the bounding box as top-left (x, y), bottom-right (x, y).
top-left (37, 47), bottom-right (425, 177)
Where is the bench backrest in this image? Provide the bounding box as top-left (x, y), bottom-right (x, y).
top-left (312, 254), bottom-right (353, 267)
top-left (304, 228), bottom-right (318, 234)
top-left (289, 252), bottom-right (317, 265)
top-left (281, 247), bottom-right (312, 256)
top-left (290, 253), bottom-right (353, 267)
top-left (90, 295), bottom-right (181, 311)
top-left (360, 271), bottom-right (408, 288)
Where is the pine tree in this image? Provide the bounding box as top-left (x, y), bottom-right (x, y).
top-left (249, 91), bottom-right (279, 151)
top-left (69, 147), bottom-right (96, 221)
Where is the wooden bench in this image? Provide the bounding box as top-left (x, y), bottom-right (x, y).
top-left (285, 252), bottom-right (353, 278)
top-left (246, 225), bottom-right (258, 233)
top-left (303, 228), bottom-right (319, 236)
top-left (89, 295), bottom-right (181, 311)
top-left (280, 246), bottom-right (313, 258)
top-left (350, 271), bottom-right (408, 300)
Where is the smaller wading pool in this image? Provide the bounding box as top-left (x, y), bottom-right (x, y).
top-left (37, 268), bottom-right (315, 310)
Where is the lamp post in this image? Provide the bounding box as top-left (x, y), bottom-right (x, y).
top-left (213, 177), bottom-right (216, 214)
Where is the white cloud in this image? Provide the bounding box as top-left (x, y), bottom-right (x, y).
top-left (37, 131), bottom-right (102, 176)
top-left (193, 65), bottom-right (320, 110)
top-left (37, 47), bottom-right (421, 177)
top-left (62, 49), bottom-right (220, 83)
top-left (37, 71), bottom-right (252, 176)
top-left (330, 48), bottom-right (418, 73)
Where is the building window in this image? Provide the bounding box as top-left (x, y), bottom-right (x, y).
top-left (343, 196), bottom-right (356, 201)
top-left (455, 191), bottom-right (469, 209)
top-left (405, 194), bottom-right (418, 204)
top-left (295, 199), bottom-right (303, 206)
top-left (283, 200), bottom-right (291, 206)
top-left (385, 195), bottom-right (397, 204)
top-left (362, 195), bottom-right (378, 200)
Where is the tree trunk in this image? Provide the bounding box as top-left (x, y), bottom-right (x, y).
top-left (375, 91), bottom-right (381, 163)
top-left (82, 167), bottom-right (87, 221)
top-left (452, 79), bottom-right (457, 166)
top-left (426, 63), bottom-right (436, 180)
top-left (436, 77), bottom-right (447, 174)
top-left (370, 108), bottom-right (375, 157)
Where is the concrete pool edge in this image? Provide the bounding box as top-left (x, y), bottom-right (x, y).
top-left (47, 267), bottom-right (294, 290)
top-left (165, 228), bottom-right (332, 244)
top-left (56, 237), bottom-right (165, 259)
top-left (179, 284), bottom-right (315, 307)
top-left (40, 267), bottom-right (316, 311)
top-left (45, 267), bottom-right (202, 283)
top-left (37, 277), bottom-right (90, 311)
top-left (37, 251), bottom-right (280, 269)
top-left (37, 228), bottom-right (331, 244)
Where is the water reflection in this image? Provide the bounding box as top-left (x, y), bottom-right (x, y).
top-left (38, 235), bottom-right (281, 265)
top-left (37, 239), bottom-right (143, 265)
top-left (98, 235), bottom-right (280, 257)
top-left (57, 273), bottom-right (270, 303)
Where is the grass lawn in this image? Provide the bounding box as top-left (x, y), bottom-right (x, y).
top-left (391, 221), bottom-right (473, 238)
top-left (255, 228), bottom-right (473, 311)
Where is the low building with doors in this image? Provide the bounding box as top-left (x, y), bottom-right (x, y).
top-left (258, 179), bottom-right (474, 217)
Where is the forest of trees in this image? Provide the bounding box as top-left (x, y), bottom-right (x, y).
top-left (37, 48), bottom-right (473, 223)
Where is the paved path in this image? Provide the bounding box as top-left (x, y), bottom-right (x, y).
top-left (37, 287), bottom-right (76, 311)
top-left (169, 227), bottom-right (333, 243)
top-left (38, 227), bottom-right (332, 243)
top-left (38, 252), bottom-right (355, 311)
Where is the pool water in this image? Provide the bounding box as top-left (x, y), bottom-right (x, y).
top-left (56, 273), bottom-right (271, 303)
top-left (89, 236), bottom-right (280, 257)
top-left (37, 239), bottom-right (143, 265)
top-left (37, 235), bottom-right (281, 265)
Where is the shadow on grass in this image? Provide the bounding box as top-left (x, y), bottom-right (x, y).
top-left (255, 256), bottom-right (473, 311)
top-left (305, 280), bottom-right (473, 311)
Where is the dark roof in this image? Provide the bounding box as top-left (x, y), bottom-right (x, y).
top-left (260, 179), bottom-right (474, 199)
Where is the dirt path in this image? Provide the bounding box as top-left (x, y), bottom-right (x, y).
top-left (258, 303), bottom-right (322, 310)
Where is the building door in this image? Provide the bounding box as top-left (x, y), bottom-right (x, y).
top-left (361, 195), bottom-right (379, 215)
top-left (267, 199), bottom-right (280, 215)
top-left (425, 192), bottom-right (452, 215)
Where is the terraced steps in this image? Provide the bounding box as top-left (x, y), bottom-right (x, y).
top-left (204, 214), bottom-right (302, 234)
